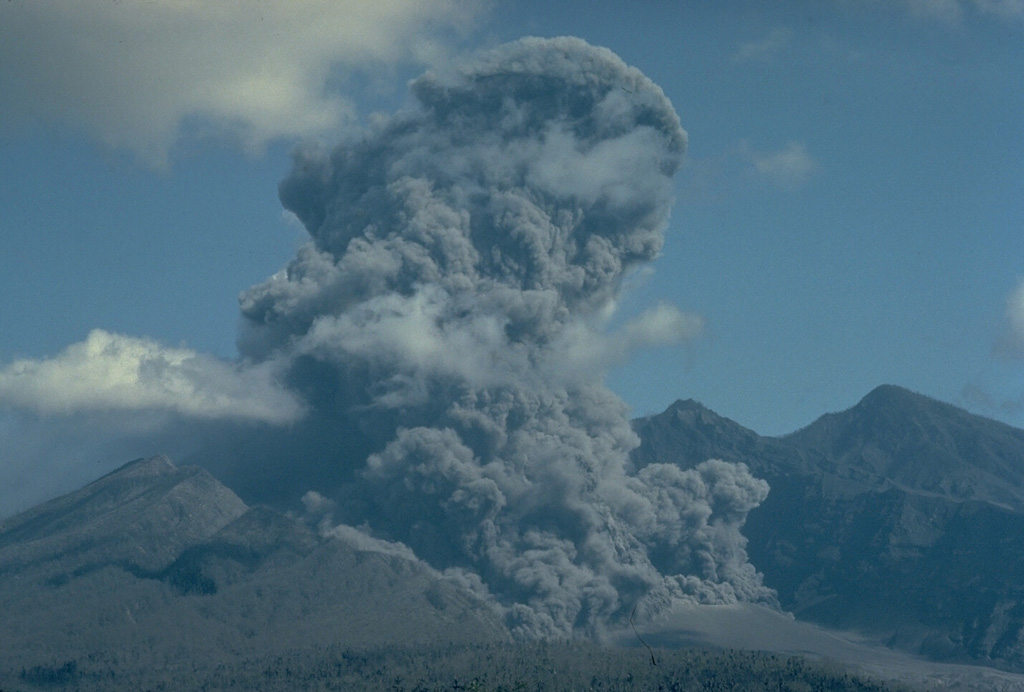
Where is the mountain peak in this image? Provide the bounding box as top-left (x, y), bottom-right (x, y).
top-left (632, 398), bottom-right (769, 471)
top-left (786, 384), bottom-right (1024, 508)
top-left (666, 398), bottom-right (712, 412)
top-left (641, 399), bottom-right (753, 439)
top-left (787, 385), bottom-right (965, 441)
top-left (0, 456), bottom-right (248, 576)
top-left (96, 454), bottom-right (178, 481)
top-left (855, 384), bottom-right (948, 416)
top-left (860, 383), bottom-right (918, 404)
top-left (662, 398), bottom-right (723, 422)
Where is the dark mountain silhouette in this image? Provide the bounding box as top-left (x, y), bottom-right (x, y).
top-left (0, 456), bottom-right (508, 689)
top-left (632, 385), bottom-right (1024, 671)
top-left (4, 386), bottom-right (1024, 688)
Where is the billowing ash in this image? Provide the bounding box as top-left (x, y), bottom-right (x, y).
top-left (232, 36), bottom-right (774, 638)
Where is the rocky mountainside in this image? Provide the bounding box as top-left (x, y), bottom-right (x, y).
top-left (4, 387), bottom-right (1024, 688)
top-left (0, 456), bottom-right (508, 690)
top-left (784, 384), bottom-right (1024, 510)
top-left (632, 385), bottom-right (1024, 672)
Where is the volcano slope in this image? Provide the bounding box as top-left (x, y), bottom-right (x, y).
top-left (632, 384), bottom-right (1024, 671)
top-left (0, 455), bottom-right (508, 689)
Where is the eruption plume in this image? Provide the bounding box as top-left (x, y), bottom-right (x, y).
top-left (231, 36), bottom-right (774, 638)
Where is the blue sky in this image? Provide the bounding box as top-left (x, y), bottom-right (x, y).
top-left (0, 1), bottom-right (1022, 512)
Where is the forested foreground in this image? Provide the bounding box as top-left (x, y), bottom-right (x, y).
top-left (2, 641), bottom-right (916, 692)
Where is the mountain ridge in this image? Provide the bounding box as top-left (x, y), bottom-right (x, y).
top-left (0, 455), bottom-right (249, 579)
top-left (0, 456), bottom-right (509, 690)
top-left (784, 384), bottom-right (1024, 510)
top-left (4, 386), bottom-right (1024, 686)
top-left (632, 384), bottom-right (1024, 671)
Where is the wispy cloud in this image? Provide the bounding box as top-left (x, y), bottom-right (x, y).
top-left (903, 0), bottom-right (968, 23)
top-left (0, 329), bottom-right (303, 423)
top-left (677, 140), bottom-right (820, 204)
top-left (882, 0), bottom-right (1024, 24)
top-left (742, 141), bottom-right (819, 188)
top-left (974, 0), bottom-right (1024, 20)
top-left (0, 0), bottom-right (481, 167)
top-left (733, 28), bottom-right (794, 63)
top-left (994, 279), bottom-right (1024, 359)
top-left (961, 382), bottom-right (1024, 414)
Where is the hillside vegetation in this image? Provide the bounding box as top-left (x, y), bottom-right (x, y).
top-left (1, 641), bottom-right (913, 692)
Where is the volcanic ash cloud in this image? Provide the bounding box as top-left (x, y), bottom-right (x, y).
top-left (236, 36), bottom-right (775, 638)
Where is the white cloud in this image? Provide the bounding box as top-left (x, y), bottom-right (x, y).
top-left (548, 304), bottom-right (705, 383)
top-left (743, 141), bottom-right (819, 188)
top-left (733, 28), bottom-right (794, 63)
top-left (995, 279), bottom-right (1024, 359)
top-left (0, 0), bottom-right (481, 167)
top-left (0, 329), bottom-right (304, 423)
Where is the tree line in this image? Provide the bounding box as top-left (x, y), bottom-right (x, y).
top-left (2, 640), bottom-right (917, 692)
